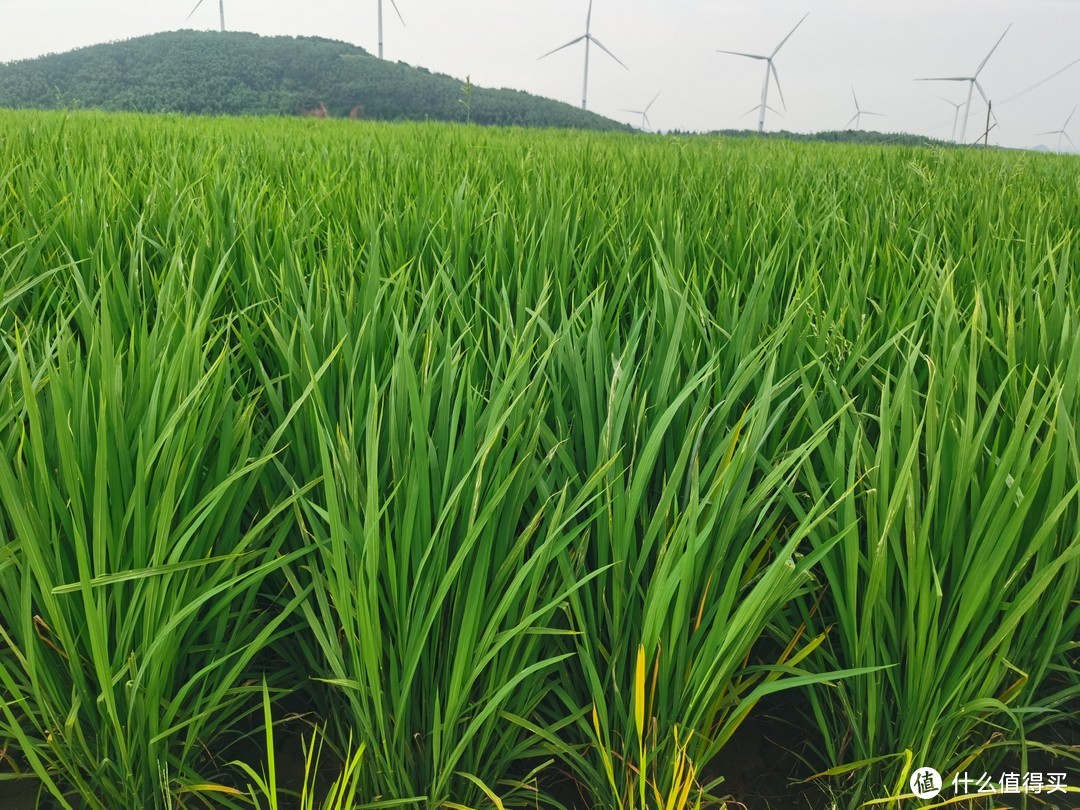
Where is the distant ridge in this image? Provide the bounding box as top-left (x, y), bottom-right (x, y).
top-left (0, 30), bottom-right (631, 131)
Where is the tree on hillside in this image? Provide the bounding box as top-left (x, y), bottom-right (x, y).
top-left (0, 31), bottom-right (631, 132)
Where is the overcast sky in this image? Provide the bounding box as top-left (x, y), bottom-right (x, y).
top-left (2, 0), bottom-right (1078, 150)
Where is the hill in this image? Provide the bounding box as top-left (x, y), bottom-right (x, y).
top-left (0, 30), bottom-right (631, 131)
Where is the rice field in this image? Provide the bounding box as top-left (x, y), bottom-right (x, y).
top-left (0, 109), bottom-right (1078, 809)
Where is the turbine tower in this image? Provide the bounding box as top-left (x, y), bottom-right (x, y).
top-left (918, 25), bottom-right (1010, 144)
top-left (847, 87), bottom-right (884, 131)
top-left (622, 91), bottom-right (660, 131)
top-left (539, 0), bottom-right (628, 111)
top-left (377, 0), bottom-right (405, 60)
top-left (937, 96), bottom-right (964, 142)
top-left (1037, 105), bottom-right (1077, 151)
top-left (187, 0), bottom-right (225, 32)
top-left (717, 13), bottom-right (809, 133)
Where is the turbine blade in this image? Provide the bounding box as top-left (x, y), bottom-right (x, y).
top-left (643, 113), bottom-right (651, 129)
top-left (389, 0), bottom-right (405, 26)
top-left (645, 91), bottom-right (661, 112)
top-left (621, 108), bottom-right (644, 114)
top-left (976, 24), bottom-right (1011, 76)
top-left (851, 86), bottom-right (859, 110)
top-left (971, 80), bottom-right (1001, 131)
top-left (186, 0), bottom-right (207, 21)
top-left (586, 0), bottom-right (594, 33)
top-left (1035, 129), bottom-right (1059, 136)
top-left (916, 76), bottom-right (972, 82)
top-left (739, 105), bottom-right (782, 120)
top-left (538, 35), bottom-right (586, 60)
top-left (737, 103), bottom-right (783, 119)
top-left (589, 36), bottom-right (629, 69)
top-left (717, 50), bottom-right (768, 61)
top-left (770, 61), bottom-right (786, 111)
top-left (1065, 132), bottom-right (1076, 147)
top-left (864, 112), bottom-right (885, 117)
top-left (1064, 104), bottom-right (1078, 129)
top-left (771, 12), bottom-right (809, 58)
top-left (846, 113), bottom-right (859, 127)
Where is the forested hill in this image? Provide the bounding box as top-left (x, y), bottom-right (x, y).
top-left (0, 30), bottom-right (631, 131)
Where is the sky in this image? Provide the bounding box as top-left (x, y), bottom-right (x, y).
top-left (1, 0), bottom-right (1078, 150)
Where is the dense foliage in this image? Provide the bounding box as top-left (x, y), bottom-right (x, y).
top-left (0, 31), bottom-right (630, 130)
top-left (0, 110), bottom-right (1077, 809)
top-left (703, 127), bottom-right (952, 147)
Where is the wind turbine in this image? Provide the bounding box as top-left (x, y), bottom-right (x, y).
top-left (539, 0), bottom-right (628, 111)
top-left (187, 0), bottom-right (225, 32)
top-left (938, 96), bottom-right (964, 142)
top-left (377, 0), bottom-right (405, 60)
top-left (847, 87), bottom-right (884, 131)
top-left (1037, 105), bottom-right (1077, 151)
top-left (917, 25), bottom-right (1010, 145)
top-left (622, 91), bottom-right (660, 131)
top-left (717, 13), bottom-right (809, 133)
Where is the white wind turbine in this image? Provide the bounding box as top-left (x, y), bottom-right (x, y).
top-left (377, 0), bottom-right (405, 60)
top-left (622, 91), bottom-right (660, 131)
top-left (187, 0), bottom-right (225, 32)
top-left (847, 87), bottom-right (884, 131)
top-left (938, 96), bottom-right (964, 142)
top-left (918, 25), bottom-right (1010, 145)
top-left (717, 13), bottom-right (809, 133)
top-left (1037, 105), bottom-right (1077, 151)
top-left (539, 0), bottom-right (628, 111)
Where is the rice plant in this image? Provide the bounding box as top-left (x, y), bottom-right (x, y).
top-left (0, 109), bottom-right (1077, 809)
